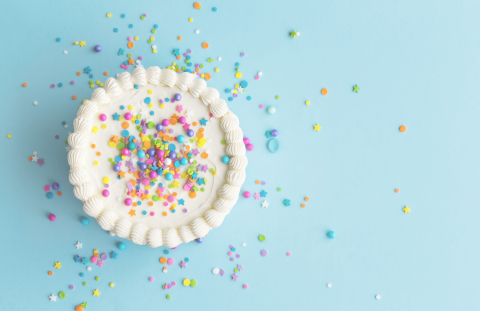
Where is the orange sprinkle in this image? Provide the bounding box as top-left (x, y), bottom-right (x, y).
top-left (196, 132), bottom-right (204, 138)
top-left (202, 42), bottom-right (209, 49)
top-left (186, 145), bottom-right (190, 150)
top-left (104, 71), bottom-right (108, 76)
top-left (48, 271), bottom-right (53, 276)
top-left (57, 192), bottom-right (62, 196)
top-left (176, 68), bottom-right (182, 73)
top-left (96, 152), bottom-right (101, 156)
top-left (301, 203), bottom-right (306, 208)
top-left (176, 55), bottom-right (181, 60)
top-left (189, 192), bottom-right (197, 198)
top-left (177, 36), bottom-right (182, 40)
top-left (28, 157), bottom-right (33, 161)
top-left (76, 71), bottom-right (81, 76)
top-left (133, 202), bottom-right (138, 207)
top-left (91, 144), bottom-right (96, 148)
top-left (192, 122), bottom-right (197, 126)
top-left (163, 194), bottom-right (168, 199)
top-left (204, 73), bottom-right (211, 80)
top-left (76, 306), bottom-right (84, 311)
top-left (193, 2), bottom-right (200, 8)
top-left (127, 42), bottom-right (134, 49)
top-left (133, 139), bottom-right (137, 143)
top-left (169, 206), bottom-right (174, 211)
top-left (305, 197), bottom-right (310, 201)
top-left (162, 212), bottom-right (167, 216)
top-left (199, 128), bottom-right (204, 132)
top-left (399, 125), bottom-right (407, 132)
top-left (321, 88), bottom-right (328, 95)
top-left (394, 189), bottom-right (399, 193)
top-left (256, 180), bottom-right (260, 184)
top-left (148, 202), bottom-right (153, 206)
top-left (195, 68), bottom-right (200, 72)
top-left (144, 141), bottom-right (151, 148)
top-left (122, 122), bottom-right (129, 129)
top-left (72, 95), bottom-right (77, 100)
top-left (201, 152), bottom-right (208, 159)
top-left (169, 118), bottom-right (177, 125)
top-left (22, 82), bottom-right (27, 87)
top-left (160, 257), bottom-right (167, 264)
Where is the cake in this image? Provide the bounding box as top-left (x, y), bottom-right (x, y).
top-left (68, 65), bottom-right (247, 248)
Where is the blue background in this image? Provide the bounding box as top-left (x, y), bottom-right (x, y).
top-left (1, 0), bottom-right (479, 310)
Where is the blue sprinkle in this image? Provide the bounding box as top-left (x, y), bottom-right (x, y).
top-left (56, 37), bottom-right (61, 42)
top-left (62, 121), bottom-right (66, 125)
top-left (232, 247), bottom-right (236, 252)
top-left (121, 14), bottom-right (126, 18)
top-left (164, 250), bottom-right (170, 254)
top-left (135, 120), bottom-right (140, 124)
top-left (225, 88), bottom-right (231, 93)
top-left (137, 201), bottom-right (142, 206)
top-left (128, 24), bottom-right (134, 28)
top-left (80, 273), bottom-right (85, 277)
top-left (247, 96), bottom-right (252, 101)
top-left (46, 192), bottom-right (53, 199)
top-left (136, 185), bottom-right (140, 189)
top-left (144, 97), bottom-right (151, 104)
top-left (81, 218), bottom-right (90, 226)
top-left (212, 7), bottom-right (217, 12)
top-left (235, 62), bottom-right (240, 67)
top-left (142, 211), bottom-right (147, 215)
top-left (186, 55), bottom-right (191, 60)
top-left (129, 136), bottom-right (135, 142)
top-left (185, 257), bottom-right (190, 262)
top-left (187, 62), bottom-right (192, 67)
top-left (240, 81), bottom-right (248, 88)
top-left (115, 156), bottom-right (122, 162)
top-left (89, 74), bottom-right (93, 78)
top-left (185, 69), bottom-right (192, 73)
top-left (134, 85), bottom-right (139, 89)
top-left (121, 130), bottom-right (129, 137)
top-left (153, 24), bottom-right (158, 29)
top-left (159, 183), bottom-right (163, 187)
top-left (228, 97), bottom-right (233, 101)
top-left (165, 98), bottom-right (169, 102)
top-left (120, 105), bottom-right (125, 110)
top-left (172, 209), bottom-right (176, 213)
top-left (150, 182), bottom-right (155, 186)
top-left (150, 111), bottom-right (154, 115)
top-left (114, 28), bottom-right (118, 33)
top-left (58, 83), bottom-right (63, 87)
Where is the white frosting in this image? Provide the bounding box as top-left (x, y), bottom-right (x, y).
top-left (114, 218), bottom-right (133, 238)
top-left (116, 72), bottom-right (134, 90)
top-left (104, 77), bottom-right (122, 98)
top-left (90, 88), bottom-right (110, 106)
top-left (200, 87), bottom-right (219, 106)
top-left (189, 79), bottom-right (207, 98)
top-left (226, 169), bottom-right (246, 187)
top-left (178, 225), bottom-right (196, 243)
top-left (68, 133), bottom-right (87, 149)
top-left (160, 69), bottom-right (176, 87)
top-left (77, 101), bottom-right (98, 119)
top-left (68, 68), bottom-right (248, 248)
top-left (69, 167), bottom-right (89, 186)
top-left (147, 228), bottom-right (163, 248)
top-left (225, 128), bottom-right (243, 144)
top-left (68, 149), bottom-right (87, 168)
top-left (210, 99), bottom-right (228, 118)
top-left (131, 66), bottom-right (147, 87)
top-left (176, 72), bottom-right (195, 91)
top-left (83, 196), bottom-right (103, 218)
top-left (130, 223), bottom-right (149, 245)
top-left (73, 116), bottom-right (92, 134)
top-left (97, 209), bottom-right (119, 231)
top-left (220, 112), bottom-right (240, 132)
top-left (73, 182), bottom-right (94, 202)
top-left (162, 228), bottom-right (182, 248)
top-left (190, 217), bottom-right (211, 238)
top-left (145, 66), bottom-right (161, 85)
top-left (204, 209), bottom-right (226, 228)
top-left (226, 142), bottom-right (246, 156)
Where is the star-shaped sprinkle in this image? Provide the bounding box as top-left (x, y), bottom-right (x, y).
top-left (74, 255), bottom-right (82, 263)
top-left (289, 30), bottom-right (299, 38)
top-left (173, 48), bottom-right (180, 57)
top-left (127, 58), bottom-right (134, 65)
top-left (179, 260), bottom-right (187, 268)
top-left (79, 41), bottom-right (86, 47)
top-left (112, 113), bottom-right (120, 121)
top-left (192, 148), bottom-right (200, 156)
top-left (261, 200), bottom-right (269, 208)
top-left (65, 146), bottom-right (72, 152)
top-left (118, 48), bottom-right (125, 55)
top-left (283, 199), bottom-right (291, 206)
top-left (37, 159), bottom-right (45, 166)
top-left (178, 199), bottom-right (185, 205)
top-left (237, 264), bottom-right (243, 271)
top-left (202, 164), bottom-right (209, 172)
top-left (253, 192), bottom-right (261, 200)
top-left (75, 241), bottom-right (82, 249)
top-left (197, 178), bottom-right (205, 186)
top-left (199, 118), bottom-right (208, 126)
top-left (118, 170), bottom-right (126, 178)
top-left (128, 209), bottom-right (136, 217)
top-left (80, 302), bottom-right (88, 308)
top-left (43, 185), bottom-right (50, 192)
top-left (231, 274), bottom-right (238, 281)
top-left (97, 260), bottom-right (104, 267)
top-left (220, 269), bottom-right (225, 276)
top-left (49, 294), bottom-right (57, 302)
top-left (54, 262), bottom-right (62, 269)
top-left (83, 66), bottom-right (91, 74)
top-left (183, 123), bottom-right (191, 131)
top-left (110, 251), bottom-right (118, 259)
top-left (260, 190), bottom-right (267, 197)
top-left (81, 257), bottom-right (88, 265)
top-left (314, 124), bottom-right (321, 131)
top-left (172, 180), bottom-right (180, 188)
top-left (176, 105), bottom-right (183, 113)
top-left (265, 131), bottom-right (273, 138)
top-left (353, 85), bottom-right (360, 93)
top-left (92, 126), bottom-right (99, 133)
top-left (32, 154), bottom-right (38, 162)
top-left (140, 109), bottom-right (149, 118)
top-left (403, 206), bottom-right (410, 213)
top-left (185, 110), bottom-right (193, 117)
top-left (93, 289), bottom-right (100, 297)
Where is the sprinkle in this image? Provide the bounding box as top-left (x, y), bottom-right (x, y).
top-left (202, 42), bottom-right (209, 49)
top-left (313, 124), bottom-right (321, 131)
top-left (321, 88), bottom-right (328, 95)
top-left (258, 235), bottom-right (266, 241)
top-left (353, 85), bottom-right (360, 92)
top-left (260, 249), bottom-right (268, 256)
top-left (399, 125), bottom-right (407, 132)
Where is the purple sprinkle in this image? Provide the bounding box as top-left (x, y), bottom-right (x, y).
top-left (69, 285), bottom-right (74, 289)
top-left (169, 129), bottom-right (173, 133)
top-left (138, 56), bottom-right (143, 60)
top-left (171, 98), bottom-right (175, 103)
top-left (195, 64), bottom-right (199, 68)
top-left (230, 257), bottom-right (234, 261)
top-left (187, 49), bottom-right (191, 53)
top-left (55, 135), bottom-right (59, 139)
top-left (162, 129), bottom-right (167, 133)
top-left (183, 53), bottom-right (188, 57)
top-left (240, 52), bottom-right (245, 57)
top-left (145, 190), bottom-right (149, 194)
top-left (236, 254), bottom-right (240, 258)
top-left (229, 245), bottom-right (233, 249)
top-left (153, 133), bottom-right (158, 138)
top-left (261, 249), bottom-right (268, 257)
top-left (105, 184), bottom-right (109, 188)
top-left (261, 181), bottom-right (265, 185)
top-left (50, 84), bottom-right (55, 88)
top-left (71, 80), bottom-right (75, 85)
top-left (143, 14), bottom-right (147, 17)
top-left (233, 94), bottom-right (238, 98)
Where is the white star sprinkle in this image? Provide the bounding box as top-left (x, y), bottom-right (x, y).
top-left (49, 294), bottom-right (57, 302)
top-left (31, 155), bottom-right (38, 162)
top-left (185, 110), bottom-right (193, 117)
top-left (261, 200), bottom-right (269, 208)
top-left (65, 146), bottom-right (72, 152)
top-left (75, 241), bottom-right (82, 249)
top-left (140, 109), bottom-right (149, 118)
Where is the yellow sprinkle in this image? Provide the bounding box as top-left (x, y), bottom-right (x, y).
top-left (6, 134), bottom-right (11, 139)
top-left (148, 90), bottom-right (153, 94)
top-left (152, 49), bottom-right (157, 54)
top-left (172, 203), bottom-right (177, 208)
top-left (119, 117), bottom-right (123, 121)
top-left (102, 177), bottom-right (110, 184)
top-left (215, 68), bottom-right (219, 72)
top-left (90, 84), bottom-right (95, 88)
top-left (110, 283), bottom-right (114, 287)
top-left (212, 171), bottom-right (217, 176)
top-left (183, 279), bottom-right (191, 286)
top-left (94, 161), bottom-right (99, 166)
top-left (106, 13), bottom-right (111, 18)
top-left (74, 42), bottom-right (79, 45)
top-left (235, 72), bottom-right (242, 78)
top-left (201, 74), bottom-right (205, 78)
top-left (96, 80), bottom-right (100, 85)
top-left (108, 142), bottom-right (116, 148)
top-left (99, 83), bottom-right (104, 87)
top-left (128, 105), bottom-right (133, 110)
top-left (94, 249), bottom-right (98, 253)
top-left (306, 100), bottom-right (310, 105)
top-left (121, 155), bottom-right (125, 160)
top-left (147, 195), bottom-right (152, 199)
top-left (102, 124), bottom-right (107, 129)
top-left (150, 36), bottom-right (155, 40)
top-left (160, 104), bottom-right (165, 109)
top-left (194, 137), bottom-right (199, 141)
top-left (134, 36), bottom-right (139, 41)
top-left (145, 186), bottom-right (150, 190)
top-left (172, 62), bottom-right (176, 66)
top-left (188, 18), bottom-right (193, 22)
top-left (233, 89), bottom-right (237, 94)
top-left (235, 84), bottom-right (239, 88)
top-left (148, 103), bottom-right (153, 108)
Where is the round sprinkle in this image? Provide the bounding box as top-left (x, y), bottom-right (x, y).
top-left (58, 292), bottom-right (66, 299)
top-left (183, 279), bottom-right (190, 286)
top-left (376, 295), bottom-right (381, 300)
top-left (202, 42), bottom-right (209, 49)
top-left (166, 295), bottom-right (171, 299)
top-left (327, 283), bottom-right (332, 288)
top-left (118, 242), bottom-right (126, 250)
top-left (243, 284), bottom-right (248, 289)
top-left (33, 101), bottom-right (38, 105)
top-left (56, 37), bottom-right (61, 42)
top-left (286, 252), bottom-right (291, 256)
top-left (110, 283), bottom-right (114, 287)
top-left (395, 188), bottom-right (399, 193)
top-left (106, 13), bottom-right (111, 17)
top-left (277, 187), bottom-right (281, 191)
top-left (167, 258), bottom-right (174, 265)
top-left (212, 7), bottom-right (217, 12)
top-left (149, 277), bottom-right (154, 281)
top-left (177, 36), bottom-right (182, 40)
top-left (63, 50), bottom-right (68, 54)
top-left (190, 280), bottom-right (197, 287)
top-left (306, 100), bottom-right (310, 105)
top-left (195, 29), bottom-right (200, 34)
top-left (260, 249), bottom-right (268, 256)
top-left (7, 134), bottom-right (11, 139)
top-left (267, 107), bottom-right (276, 114)
top-left (22, 82), bottom-right (27, 87)
top-left (327, 231), bottom-right (335, 239)
top-left (193, 2), bottom-right (200, 9)
top-left (242, 243), bottom-right (246, 246)
top-left (212, 268), bottom-right (219, 274)
top-left (258, 235), bottom-right (266, 242)
top-left (399, 125), bottom-right (407, 132)
top-left (321, 88), bottom-right (328, 95)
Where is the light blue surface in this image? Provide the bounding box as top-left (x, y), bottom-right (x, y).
top-left (2, 0), bottom-right (480, 310)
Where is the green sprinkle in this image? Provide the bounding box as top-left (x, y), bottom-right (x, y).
top-left (151, 29), bottom-right (156, 33)
top-left (166, 295), bottom-right (171, 299)
top-left (127, 53), bottom-right (132, 57)
top-left (190, 280), bottom-right (197, 287)
top-left (221, 140), bottom-right (226, 145)
top-left (277, 187), bottom-right (281, 191)
top-left (95, 276), bottom-right (100, 281)
top-left (200, 188), bottom-right (205, 192)
top-left (275, 95), bottom-right (280, 99)
top-left (152, 195), bottom-right (159, 202)
top-left (83, 282), bottom-right (87, 286)
top-left (147, 39), bottom-right (152, 44)
top-left (259, 234), bottom-right (266, 242)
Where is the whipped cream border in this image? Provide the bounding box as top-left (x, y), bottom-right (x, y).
top-left (68, 67), bottom-right (248, 248)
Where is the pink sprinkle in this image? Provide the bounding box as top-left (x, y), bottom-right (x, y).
top-left (228, 251), bottom-right (233, 256)
top-left (50, 84), bottom-right (55, 88)
top-left (69, 285), bottom-right (74, 289)
top-left (125, 65), bottom-right (129, 70)
top-left (286, 252), bottom-right (291, 256)
top-left (259, 104), bottom-right (264, 109)
top-left (138, 56), bottom-right (143, 60)
top-left (236, 254), bottom-right (240, 258)
top-left (240, 52), bottom-right (245, 57)
top-left (91, 256), bottom-right (98, 263)
top-left (55, 135), bottom-right (59, 139)
top-left (187, 49), bottom-right (192, 53)
top-left (183, 53), bottom-right (188, 57)
top-left (243, 137), bottom-right (250, 144)
top-left (70, 80), bottom-right (75, 85)
top-left (233, 93), bottom-right (238, 98)
top-left (261, 181), bottom-right (266, 185)
top-left (229, 245), bottom-right (233, 249)
top-left (121, 64), bottom-right (125, 68)
top-left (243, 284), bottom-right (248, 289)
top-left (230, 257), bottom-right (234, 261)
top-left (246, 144), bottom-right (254, 151)
top-left (167, 258), bottom-right (174, 265)
top-left (172, 281), bottom-right (176, 286)
top-left (163, 202), bottom-right (168, 206)
top-left (255, 75), bottom-right (259, 80)
top-left (149, 277), bottom-right (154, 281)
top-left (243, 191), bottom-right (251, 198)
top-left (127, 37), bottom-right (132, 41)
top-left (150, 212), bottom-right (155, 216)
top-left (143, 13), bottom-right (147, 17)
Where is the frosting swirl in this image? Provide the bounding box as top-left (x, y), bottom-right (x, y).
top-left (226, 142), bottom-right (246, 156)
top-left (116, 72), bottom-right (134, 90)
top-left (213, 197), bottom-right (236, 213)
top-left (114, 218), bottom-right (133, 238)
top-left (69, 167), bottom-right (89, 186)
top-left (160, 69), bottom-right (176, 88)
top-left (77, 100), bottom-right (98, 119)
top-left (210, 99), bottom-right (228, 118)
top-left (228, 155), bottom-right (248, 170)
top-left (83, 196), bottom-right (103, 218)
top-left (189, 79), bottom-right (207, 98)
top-left (104, 77), bottom-right (122, 98)
top-left (90, 88), bottom-right (110, 106)
top-left (73, 116), bottom-right (92, 134)
top-left (147, 228), bottom-right (163, 248)
top-left (204, 209), bottom-right (226, 228)
top-left (176, 72), bottom-right (195, 91)
top-left (131, 65), bottom-right (148, 87)
top-left (226, 169), bottom-right (246, 187)
top-left (130, 223), bottom-right (149, 245)
top-left (190, 217), bottom-right (211, 238)
top-left (73, 182), bottom-right (94, 202)
top-left (218, 183), bottom-right (240, 201)
top-left (162, 227), bottom-right (182, 248)
top-left (178, 225), bottom-right (196, 243)
top-left (97, 209), bottom-right (119, 231)
top-left (200, 87), bottom-right (219, 106)
top-left (68, 149), bottom-right (87, 168)
top-left (220, 112), bottom-right (240, 132)
top-left (145, 66), bottom-right (161, 85)
top-left (225, 128), bottom-right (243, 144)
top-left (68, 133), bottom-right (87, 149)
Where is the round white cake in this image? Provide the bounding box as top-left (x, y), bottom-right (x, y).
top-left (68, 65), bottom-right (247, 248)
